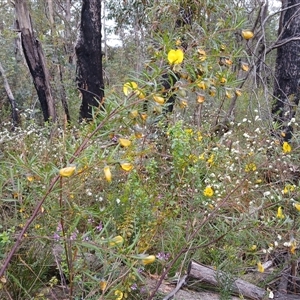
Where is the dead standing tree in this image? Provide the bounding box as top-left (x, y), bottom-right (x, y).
top-left (272, 0), bottom-right (300, 141)
top-left (75, 0), bottom-right (104, 121)
top-left (14, 0), bottom-right (57, 123)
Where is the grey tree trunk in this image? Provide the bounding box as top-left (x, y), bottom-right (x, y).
top-left (272, 0), bottom-right (300, 141)
top-left (75, 0), bottom-right (104, 121)
top-left (0, 61), bottom-right (19, 127)
top-left (14, 0), bottom-right (56, 123)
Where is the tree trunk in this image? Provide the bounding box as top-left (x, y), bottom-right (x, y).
top-left (75, 0), bottom-right (104, 121)
top-left (272, 0), bottom-right (300, 141)
top-left (14, 0), bottom-right (56, 123)
top-left (0, 61), bottom-right (19, 127)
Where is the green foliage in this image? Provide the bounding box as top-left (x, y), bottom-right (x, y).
top-left (1, 1), bottom-right (300, 299)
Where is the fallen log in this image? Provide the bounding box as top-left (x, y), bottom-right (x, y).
top-left (187, 260), bottom-right (266, 300)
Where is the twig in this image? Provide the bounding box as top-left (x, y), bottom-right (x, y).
top-left (162, 275), bottom-right (188, 300)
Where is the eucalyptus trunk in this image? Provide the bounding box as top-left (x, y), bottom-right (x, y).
top-left (272, 0), bottom-right (300, 141)
top-left (15, 0), bottom-right (56, 123)
top-left (75, 0), bottom-right (104, 121)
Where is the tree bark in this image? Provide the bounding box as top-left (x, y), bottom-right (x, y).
top-left (0, 61), bottom-right (19, 127)
top-left (75, 0), bottom-right (104, 121)
top-left (272, 0), bottom-right (300, 141)
top-left (14, 0), bottom-right (56, 123)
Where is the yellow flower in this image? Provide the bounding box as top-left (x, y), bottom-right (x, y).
top-left (241, 62), bottom-right (249, 72)
top-left (257, 262), bottom-right (264, 273)
top-left (203, 186), bottom-right (214, 197)
top-left (99, 280), bottom-right (107, 291)
top-left (235, 89), bottom-right (242, 96)
top-left (277, 206), bottom-right (284, 219)
top-left (27, 175), bottom-right (34, 182)
top-left (103, 166), bottom-right (112, 183)
top-left (142, 255), bottom-right (156, 265)
top-left (290, 240), bottom-right (297, 254)
top-left (59, 166), bottom-right (76, 177)
top-left (119, 138), bottom-right (131, 147)
top-left (250, 245), bottom-right (257, 251)
top-left (245, 163), bottom-right (256, 172)
top-left (129, 110), bottom-right (139, 119)
top-left (197, 131), bottom-right (203, 141)
top-left (115, 290), bottom-right (123, 300)
top-left (197, 81), bottom-right (206, 90)
top-left (207, 154), bottom-right (214, 165)
top-left (219, 77), bottom-right (227, 85)
top-left (283, 184), bottom-right (295, 194)
top-left (123, 81), bottom-right (138, 96)
top-left (109, 235), bottom-right (124, 247)
top-left (242, 30), bottom-right (254, 40)
top-left (294, 203), bottom-right (300, 211)
top-left (225, 89), bottom-right (233, 99)
top-left (120, 162), bottom-right (133, 172)
top-left (209, 87), bottom-right (216, 97)
top-left (167, 49), bottom-right (184, 65)
top-left (282, 141), bottom-right (291, 153)
top-left (197, 94), bottom-right (205, 103)
top-left (179, 100), bottom-right (188, 108)
top-left (153, 95), bottom-right (165, 104)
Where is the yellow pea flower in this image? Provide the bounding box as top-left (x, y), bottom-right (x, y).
top-left (115, 290), bottom-right (123, 300)
top-left (282, 141), bottom-right (291, 153)
top-left (120, 162), bottom-right (133, 172)
top-left (109, 235), bottom-right (124, 247)
top-left (103, 166), bottom-right (112, 183)
top-left (179, 100), bottom-right (188, 108)
top-left (290, 240), bottom-right (297, 254)
top-left (197, 81), bottom-right (206, 90)
top-left (209, 87), bottom-right (216, 97)
top-left (294, 203), bottom-right (300, 211)
top-left (59, 166), bottom-right (76, 177)
top-left (203, 186), bottom-right (214, 197)
top-left (142, 255), bottom-right (156, 265)
top-left (241, 62), bottom-right (249, 72)
top-left (197, 94), bottom-right (205, 103)
top-left (277, 206), bottom-right (284, 219)
top-left (99, 280), bottom-right (107, 291)
top-left (235, 89), bottom-right (242, 97)
top-left (119, 138), bottom-right (131, 147)
top-left (242, 30), bottom-right (254, 40)
top-left (129, 110), bottom-right (139, 119)
top-left (123, 81), bottom-right (138, 96)
top-left (167, 49), bottom-right (184, 65)
top-left (27, 175), bottom-right (34, 182)
top-left (257, 262), bottom-right (264, 273)
top-left (153, 95), bottom-right (165, 104)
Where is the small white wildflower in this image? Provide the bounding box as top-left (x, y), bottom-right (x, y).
top-left (277, 234), bottom-right (282, 240)
top-left (242, 118), bottom-right (247, 122)
top-left (116, 198), bottom-right (121, 204)
top-left (274, 241), bottom-right (278, 247)
top-left (263, 191), bottom-right (271, 197)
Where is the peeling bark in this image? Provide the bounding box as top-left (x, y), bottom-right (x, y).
top-left (14, 0), bottom-right (56, 123)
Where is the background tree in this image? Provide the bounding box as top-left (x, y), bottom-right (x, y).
top-left (15, 0), bottom-right (57, 122)
top-left (75, 0), bottom-right (104, 121)
top-left (272, 0), bottom-right (300, 141)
